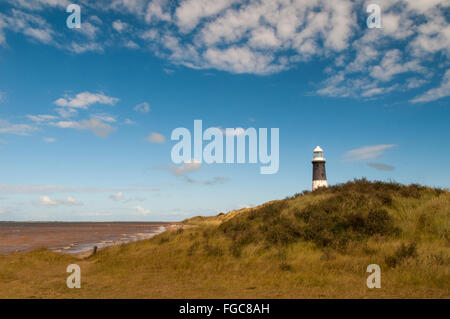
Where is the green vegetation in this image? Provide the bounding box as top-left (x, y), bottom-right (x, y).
top-left (218, 179), bottom-right (439, 252)
top-left (0, 179), bottom-right (449, 298)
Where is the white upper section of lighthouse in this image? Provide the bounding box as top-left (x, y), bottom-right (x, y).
top-left (313, 146), bottom-right (323, 152)
top-left (312, 146), bottom-right (325, 162)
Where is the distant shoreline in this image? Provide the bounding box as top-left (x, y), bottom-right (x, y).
top-left (0, 221), bottom-right (177, 255)
top-left (0, 221), bottom-right (174, 223)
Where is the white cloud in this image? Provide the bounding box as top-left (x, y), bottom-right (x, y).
top-left (145, 0), bottom-right (172, 23)
top-left (182, 176), bottom-right (229, 185)
top-left (218, 127), bottom-right (246, 136)
top-left (43, 137), bottom-right (56, 143)
top-left (411, 69), bottom-right (450, 103)
top-left (134, 205), bottom-right (151, 216)
top-left (109, 191), bottom-right (124, 201)
top-left (168, 159), bottom-right (201, 176)
top-left (175, 0), bottom-right (237, 32)
top-left (249, 27), bottom-right (281, 49)
top-left (0, 9), bottom-right (55, 45)
top-left (146, 132), bottom-right (165, 144)
top-left (140, 29), bottom-right (158, 41)
top-left (66, 196), bottom-right (81, 205)
top-left (23, 27), bottom-right (52, 43)
top-left (135, 0), bottom-right (361, 74)
top-left (27, 114), bottom-right (58, 123)
top-left (110, 191), bottom-right (146, 203)
top-left (405, 78), bottom-right (428, 89)
top-left (55, 107), bottom-right (77, 118)
top-left (110, 0), bottom-right (147, 14)
top-left (343, 144), bottom-right (397, 161)
top-left (133, 102), bottom-right (150, 113)
top-left (124, 40), bottom-right (139, 49)
top-left (369, 50), bottom-right (424, 82)
top-left (54, 92), bottom-right (118, 109)
top-left (404, 0), bottom-right (447, 13)
top-left (361, 85), bottom-right (397, 97)
top-left (0, 184), bottom-right (117, 194)
top-left (316, 0), bottom-right (450, 99)
top-left (51, 118), bottom-right (115, 138)
top-left (156, 159), bottom-right (228, 185)
top-left (76, 22), bottom-right (100, 40)
top-left (69, 41), bottom-right (104, 54)
top-left (382, 13), bottom-right (413, 39)
top-left (203, 46), bottom-right (284, 75)
top-left (10, 0), bottom-right (70, 11)
top-left (89, 15), bottom-right (103, 25)
top-left (112, 19), bottom-right (129, 33)
top-left (39, 195), bottom-right (82, 206)
top-left (409, 10), bottom-right (450, 57)
top-left (0, 118), bottom-right (37, 135)
top-left (1, 0), bottom-right (449, 100)
top-left (91, 114), bottom-right (117, 123)
top-left (124, 118), bottom-right (136, 125)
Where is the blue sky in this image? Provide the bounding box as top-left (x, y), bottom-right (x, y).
top-left (0, 0), bottom-right (449, 221)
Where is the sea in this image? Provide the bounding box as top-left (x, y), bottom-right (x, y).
top-left (0, 222), bottom-right (169, 254)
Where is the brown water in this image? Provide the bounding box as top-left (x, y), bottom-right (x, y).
top-left (0, 222), bottom-right (169, 254)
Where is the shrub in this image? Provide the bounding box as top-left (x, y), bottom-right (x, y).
top-left (320, 248), bottom-right (337, 261)
top-left (428, 252), bottom-right (446, 266)
top-left (279, 262), bottom-right (292, 271)
top-left (157, 234), bottom-right (171, 244)
top-left (385, 243), bottom-right (418, 268)
top-left (415, 213), bottom-right (436, 235)
top-left (365, 210), bottom-right (399, 235)
top-left (295, 195), bottom-right (397, 248)
top-left (204, 243), bottom-right (223, 257)
top-left (215, 179), bottom-right (436, 253)
top-left (229, 241), bottom-right (243, 258)
top-left (264, 217), bottom-right (301, 246)
top-left (187, 241), bottom-right (199, 256)
top-left (220, 218), bottom-right (251, 236)
top-left (257, 201), bottom-right (288, 222)
top-left (202, 227), bottom-right (218, 239)
top-left (362, 243), bottom-right (377, 255)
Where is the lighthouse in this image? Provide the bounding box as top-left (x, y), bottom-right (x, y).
top-left (312, 146), bottom-right (328, 191)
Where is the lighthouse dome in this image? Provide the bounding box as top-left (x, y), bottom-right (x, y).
top-left (313, 146), bottom-right (323, 152)
top-left (312, 146), bottom-right (325, 162)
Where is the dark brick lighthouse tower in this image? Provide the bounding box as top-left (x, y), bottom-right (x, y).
top-left (312, 146), bottom-right (328, 191)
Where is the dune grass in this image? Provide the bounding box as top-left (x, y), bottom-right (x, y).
top-left (0, 179), bottom-right (449, 298)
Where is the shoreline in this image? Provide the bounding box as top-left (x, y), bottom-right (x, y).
top-left (69, 223), bottom-right (196, 259)
top-left (0, 221), bottom-right (178, 257)
top-left (69, 223), bottom-right (195, 259)
top-left (69, 224), bottom-right (172, 259)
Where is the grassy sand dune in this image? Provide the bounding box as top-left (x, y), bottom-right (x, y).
top-left (0, 179), bottom-right (449, 298)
